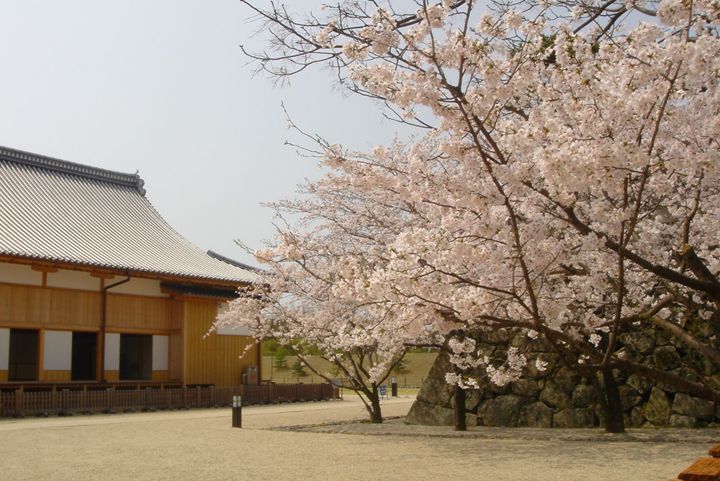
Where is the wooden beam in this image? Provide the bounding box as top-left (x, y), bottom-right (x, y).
top-left (1, 254), bottom-right (253, 290)
top-left (90, 271), bottom-right (116, 280)
top-left (31, 264), bottom-right (58, 273)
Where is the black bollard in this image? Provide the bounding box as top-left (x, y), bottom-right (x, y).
top-left (232, 395), bottom-right (242, 428)
top-left (391, 377), bottom-right (398, 397)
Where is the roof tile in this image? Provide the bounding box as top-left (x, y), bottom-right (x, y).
top-left (0, 146), bottom-right (260, 284)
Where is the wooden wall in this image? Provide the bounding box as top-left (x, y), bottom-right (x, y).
top-left (0, 283), bottom-right (175, 334)
top-left (0, 284), bottom-right (100, 330)
top-left (0, 279), bottom-right (257, 386)
top-left (106, 294), bottom-right (173, 332)
top-left (43, 370), bottom-right (71, 382)
top-left (152, 371), bottom-right (170, 381)
top-left (183, 299), bottom-right (258, 387)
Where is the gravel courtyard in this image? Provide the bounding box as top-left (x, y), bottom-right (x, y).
top-left (0, 395), bottom-right (712, 481)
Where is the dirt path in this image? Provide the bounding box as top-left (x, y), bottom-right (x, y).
top-left (0, 395), bottom-right (708, 481)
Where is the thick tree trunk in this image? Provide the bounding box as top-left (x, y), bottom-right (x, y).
top-left (601, 367), bottom-right (625, 433)
top-left (368, 392), bottom-right (383, 424)
top-left (454, 384), bottom-right (467, 431)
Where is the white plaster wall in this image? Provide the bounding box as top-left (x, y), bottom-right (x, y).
top-left (47, 269), bottom-right (100, 291)
top-left (0, 328), bottom-right (9, 370)
top-left (152, 335), bottom-right (169, 371)
top-left (110, 277), bottom-right (168, 297)
top-left (0, 262), bottom-right (42, 286)
top-left (43, 330), bottom-right (72, 370)
top-left (105, 333), bottom-right (120, 370)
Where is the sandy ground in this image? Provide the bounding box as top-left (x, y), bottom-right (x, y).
top-left (0, 395), bottom-right (711, 481)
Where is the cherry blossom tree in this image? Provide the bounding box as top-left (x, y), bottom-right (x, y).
top-left (230, 0), bottom-right (720, 432)
top-left (215, 147), bottom-right (430, 423)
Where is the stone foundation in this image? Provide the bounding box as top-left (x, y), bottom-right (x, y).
top-left (407, 324), bottom-right (720, 428)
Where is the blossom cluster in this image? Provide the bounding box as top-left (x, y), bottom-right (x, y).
top-left (227, 0), bottom-right (720, 395)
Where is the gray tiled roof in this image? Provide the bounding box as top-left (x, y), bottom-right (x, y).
top-left (0, 146), bottom-right (260, 284)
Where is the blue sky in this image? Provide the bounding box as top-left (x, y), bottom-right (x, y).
top-left (0, 0), bottom-right (404, 266)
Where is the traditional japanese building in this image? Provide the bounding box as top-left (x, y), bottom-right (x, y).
top-left (0, 146), bottom-right (261, 387)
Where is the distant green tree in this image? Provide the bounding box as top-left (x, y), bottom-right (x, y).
top-left (262, 339), bottom-right (281, 356)
top-left (273, 347), bottom-right (289, 369)
top-left (291, 359), bottom-right (307, 378)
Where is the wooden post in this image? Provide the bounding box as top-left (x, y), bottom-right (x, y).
top-left (105, 387), bottom-right (114, 414)
top-left (37, 328), bottom-right (45, 382)
top-left (14, 387), bottom-right (24, 418)
top-left (231, 395), bottom-right (242, 428)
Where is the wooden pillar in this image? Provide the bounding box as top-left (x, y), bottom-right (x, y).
top-left (96, 331), bottom-right (104, 381)
top-left (255, 339), bottom-right (262, 384)
top-left (37, 328), bottom-right (45, 382)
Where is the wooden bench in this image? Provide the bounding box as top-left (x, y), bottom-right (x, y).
top-left (670, 444), bottom-right (720, 481)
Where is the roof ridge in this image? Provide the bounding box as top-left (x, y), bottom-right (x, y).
top-left (207, 250), bottom-right (264, 274)
top-left (0, 145), bottom-right (146, 195)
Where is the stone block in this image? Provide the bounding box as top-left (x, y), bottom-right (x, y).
top-left (686, 352), bottom-right (716, 377)
top-left (540, 381), bottom-right (571, 409)
top-left (405, 399), bottom-right (454, 426)
top-left (555, 367), bottom-right (581, 393)
top-left (476, 399), bottom-right (493, 425)
top-left (594, 404), bottom-right (607, 427)
top-left (654, 346), bottom-right (681, 371)
top-left (630, 406), bottom-right (645, 427)
top-left (519, 402), bottom-right (553, 428)
top-left (672, 393), bottom-right (715, 420)
top-left (553, 408), bottom-right (595, 428)
top-left (619, 384), bottom-right (642, 410)
top-left (627, 374), bottom-right (653, 395)
top-left (417, 377), bottom-right (455, 408)
top-left (464, 388), bottom-right (483, 413)
top-left (669, 414), bottom-right (698, 428)
top-left (644, 387), bottom-right (671, 426)
top-left (483, 395), bottom-right (523, 427)
top-left (511, 379), bottom-right (541, 398)
top-left (572, 384), bottom-right (597, 408)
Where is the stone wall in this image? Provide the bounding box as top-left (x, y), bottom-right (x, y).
top-left (407, 322), bottom-right (720, 428)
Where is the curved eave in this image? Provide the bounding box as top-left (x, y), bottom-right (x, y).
top-left (0, 253), bottom-right (255, 289)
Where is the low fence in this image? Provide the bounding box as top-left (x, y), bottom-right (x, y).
top-left (269, 375), bottom-right (426, 388)
top-left (0, 383), bottom-right (339, 418)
